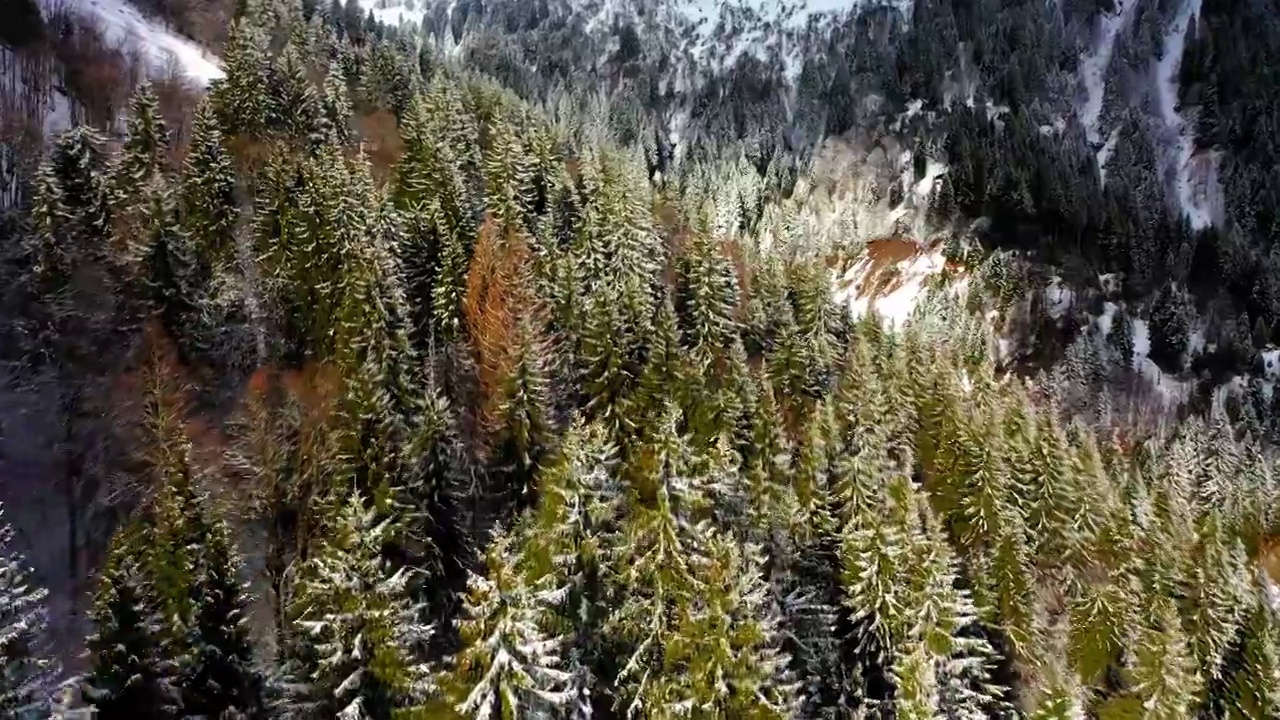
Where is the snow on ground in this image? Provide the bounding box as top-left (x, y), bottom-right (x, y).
top-left (1044, 276), bottom-right (1075, 319)
top-left (1128, 317), bottom-right (1195, 407)
top-left (912, 157), bottom-right (947, 204)
top-left (1263, 348), bottom-right (1280, 380)
top-left (1187, 327), bottom-right (1207, 358)
top-left (1154, 0), bottom-right (1217, 229)
top-left (1096, 300), bottom-right (1118, 338)
top-left (43, 87), bottom-right (73, 138)
top-left (834, 241), bottom-right (953, 328)
top-left (43, 0), bottom-right (223, 84)
top-left (1078, 0), bottom-right (1136, 145)
top-left (1097, 126), bottom-right (1121, 184)
top-left (359, 0), bottom-right (429, 27)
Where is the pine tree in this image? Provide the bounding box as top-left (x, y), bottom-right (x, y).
top-left (662, 531), bottom-right (799, 718)
top-left (388, 382), bottom-right (472, 646)
top-left (142, 189), bottom-right (208, 360)
top-left (521, 421), bottom-right (620, 719)
top-left (438, 534), bottom-right (571, 720)
top-left (489, 317), bottom-right (556, 514)
top-left (739, 373), bottom-right (798, 558)
top-left (178, 514), bottom-right (265, 719)
top-left (1216, 586), bottom-right (1280, 720)
top-left (82, 526), bottom-right (178, 720)
top-left (116, 83), bottom-right (170, 194)
top-left (180, 100), bottom-right (238, 272)
top-left (0, 506), bottom-right (57, 719)
top-left (269, 42), bottom-right (321, 139)
top-left (107, 82), bottom-right (170, 279)
top-left (319, 64), bottom-right (355, 146)
top-left (482, 115), bottom-right (534, 232)
top-left (214, 19), bottom-right (272, 137)
top-left (275, 495), bottom-right (431, 720)
top-left (1096, 595), bottom-right (1202, 719)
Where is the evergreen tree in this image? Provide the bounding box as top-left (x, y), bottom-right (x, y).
top-left (269, 42), bottom-right (322, 139)
top-left (0, 506), bottom-right (57, 719)
top-left (275, 495), bottom-right (431, 720)
top-left (437, 534), bottom-right (571, 720)
top-left (391, 385), bottom-right (473, 643)
top-left (522, 421), bottom-right (621, 718)
top-left (179, 514), bottom-right (265, 720)
top-left (214, 19), bottom-right (272, 137)
top-left (141, 189), bottom-right (208, 360)
top-left (116, 83), bottom-right (170, 195)
top-left (488, 315), bottom-right (556, 514)
top-left (180, 101), bottom-right (238, 272)
top-left (82, 527), bottom-right (178, 720)
top-left (662, 531), bottom-right (799, 718)
top-left (319, 65), bottom-right (356, 146)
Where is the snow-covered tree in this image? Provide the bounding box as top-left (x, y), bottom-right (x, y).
top-left (0, 506), bottom-right (57, 718)
top-left (178, 513), bottom-right (265, 719)
top-left (438, 533), bottom-right (571, 720)
top-left (82, 526), bottom-right (178, 720)
top-left (275, 495), bottom-right (432, 720)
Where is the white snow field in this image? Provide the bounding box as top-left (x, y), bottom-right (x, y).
top-left (1078, 0), bottom-right (1135, 146)
top-left (43, 0), bottom-right (224, 84)
top-left (1154, 0), bottom-right (1220, 229)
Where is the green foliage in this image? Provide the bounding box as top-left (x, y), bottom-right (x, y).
top-left (437, 534), bottom-right (570, 720)
top-left (276, 496), bottom-right (431, 719)
top-left (213, 19), bottom-right (272, 137)
top-left (83, 527), bottom-right (179, 720)
top-left (29, 10), bottom-right (1280, 720)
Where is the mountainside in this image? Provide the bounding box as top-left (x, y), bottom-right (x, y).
top-left (4, 0), bottom-right (1280, 718)
top-left (422, 0), bottom-right (1280, 421)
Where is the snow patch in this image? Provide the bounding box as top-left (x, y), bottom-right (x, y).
top-left (912, 157), bottom-right (948, 205)
top-left (1097, 126), bottom-right (1121, 185)
top-left (1095, 301), bottom-right (1118, 339)
top-left (1131, 317), bottom-right (1151, 361)
top-left (1044, 276), bottom-right (1075, 320)
top-left (835, 242), bottom-right (954, 328)
top-left (43, 0), bottom-right (223, 84)
top-left (1153, 0), bottom-right (1217, 229)
top-left (1078, 0), bottom-right (1136, 145)
top-left (359, 0), bottom-right (427, 28)
top-left (1212, 375), bottom-right (1248, 417)
top-left (1262, 348), bottom-right (1280, 380)
top-left (1129, 317), bottom-right (1195, 406)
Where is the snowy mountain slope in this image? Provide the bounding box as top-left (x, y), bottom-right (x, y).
top-left (1078, 0), bottom-right (1136, 147)
top-left (6, 0), bottom-right (223, 140)
top-left (42, 0), bottom-right (223, 84)
top-left (1153, 0), bottom-right (1219, 229)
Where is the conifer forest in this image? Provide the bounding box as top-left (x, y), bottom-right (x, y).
top-left (5, 0), bottom-right (1280, 717)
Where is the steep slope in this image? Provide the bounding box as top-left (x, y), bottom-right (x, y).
top-left (48, 0), bottom-right (223, 85)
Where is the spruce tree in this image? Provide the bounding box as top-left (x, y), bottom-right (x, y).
top-left (180, 100), bottom-right (238, 273)
top-left (319, 64), bottom-right (355, 146)
top-left (269, 42), bottom-right (321, 139)
top-left (116, 83), bottom-right (170, 195)
top-left (391, 385), bottom-right (472, 637)
top-left (486, 311), bottom-right (556, 515)
top-left (82, 526), bottom-right (178, 720)
top-left (438, 534), bottom-right (570, 720)
top-left (0, 506), bottom-right (57, 719)
top-left (275, 495), bottom-right (431, 720)
top-left (142, 189), bottom-right (208, 361)
top-left (179, 514), bottom-right (265, 719)
top-left (523, 421), bottom-right (621, 718)
top-left (663, 531), bottom-right (799, 718)
top-left (213, 19), bottom-right (272, 137)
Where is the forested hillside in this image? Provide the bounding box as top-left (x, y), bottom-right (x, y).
top-left (4, 0), bottom-right (1280, 718)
